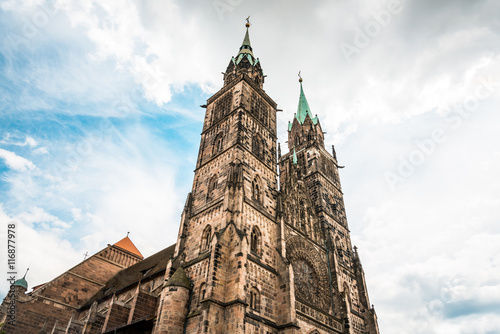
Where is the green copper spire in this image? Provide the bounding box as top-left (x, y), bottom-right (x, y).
top-left (238, 18), bottom-right (253, 57)
top-left (13, 268), bottom-right (29, 289)
top-left (296, 81), bottom-right (310, 123)
top-left (292, 147), bottom-right (298, 165)
top-left (233, 19), bottom-right (259, 66)
top-left (295, 74), bottom-right (318, 125)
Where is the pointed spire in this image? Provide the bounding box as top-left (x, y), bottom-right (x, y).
top-left (238, 18), bottom-right (254, 57)
top-left (293, 73), bottom-right (318, 126)
top-left (165, 267), bottom-right (191, 289)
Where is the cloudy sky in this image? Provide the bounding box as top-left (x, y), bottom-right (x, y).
top-left (1, 0), bottom-right (499, 333)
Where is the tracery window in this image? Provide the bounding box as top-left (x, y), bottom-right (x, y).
top-left (250, 92), bottom-right (268, 126)
top-left (252, 134), bottom-right (263, 159)
top-left (201, 226), bottom-right (212, 251)
top-left (199, 283), bottom-right (207, 303)
top-left (213, 133), bottom-right (224, 155)
top-left (213, 91), bottom-right (233, 123)
top-left (250, 227), bottom-right (261, 255)
top-left (251, 177), bottom-right (262, 203)
top-left (207, 175), bottom-right (218, 200)
top-left (249, 287), bottom-right (260, 311)
top-left (335, 236), bottom-right (343, 258)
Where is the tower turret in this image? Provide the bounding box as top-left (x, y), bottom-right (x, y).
top-left (154, 267), bottom-right (192, 334)
top-left (279, 75), bottom-right (379, 334)
top-left (223, 20), bottom-right (265, 88)
top-left (13, 269), bottom-right (29, 294)
top-left (288, 75), bottom-right (324, 150)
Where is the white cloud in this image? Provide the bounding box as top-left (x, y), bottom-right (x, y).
top-left (0, 135), bottom-right (38, 148)
top-left (0, 204), bottom-right (82, 298)
top-left (32, 146), bottom-right (49, 155)
top-left (15, 206), bottom-right (72, 230)
top-left (0, 148), bottom-right (36, 171)
top-left (24, 136), bottom-right (38, 148)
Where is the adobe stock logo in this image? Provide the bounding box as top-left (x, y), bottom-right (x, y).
top-left (339, 0), bottom-right (411, 63)
top-left (384, 75), bottom-right (499, 191)
top-left (213, 0), bottom-right (244, 20)
top-left (5, 3), bottom-right (59, 52)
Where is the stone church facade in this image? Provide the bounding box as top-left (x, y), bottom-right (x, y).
top-left (1, 24), bottom-right (380, 334)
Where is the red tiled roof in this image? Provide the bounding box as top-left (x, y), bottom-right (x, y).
top-left (114, 236), bottom-right (143, 258)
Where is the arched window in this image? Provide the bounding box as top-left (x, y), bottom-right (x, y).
top-left (213, 133), bottom-right (223, 155)
top-left (251, 177), bottom-right (262, 203)
top-left (335, 236), bottom-right (343, 258)
top-left (250, 227), bottom-right (261, 255)
top-left (207, 175), bottom-right (217, 200)
top-left (295, 135), bottom-right (300, 146)
top-left (252, 134), bottom-right (263, 158)
top-left (201, 226), bottom-right (212, 251)
top-left (199, 283), bottom-right (207, 303)
top-left (259, 106), bottom-right (268, 125)
top-left (249, 287), bottom-right (260, 311)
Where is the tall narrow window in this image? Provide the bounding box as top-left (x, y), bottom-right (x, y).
top-left (201, 226), bottom-right (212, 251)
top-left (199, 283), bottom-right (206, 303)
top-left (213, 133), bottom-right (223, 155)
top-left (252, 177), bottom-right (261, 203)
top-left (250, 227), bottom-right (261, 255)
top-left (252, 134), bottom-right (263, 158)
top-left (207, 175), bottom-right (217, 200)
top-left (335, 236), bottom-right (343, 259)
top-left (249, 287), bottom-right (260, 311)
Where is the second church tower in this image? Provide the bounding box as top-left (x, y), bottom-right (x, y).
top-left (155, 23), bottom-right (380, 334)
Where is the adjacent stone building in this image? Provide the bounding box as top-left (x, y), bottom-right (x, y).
top-left (0, 23), bottom-right (380, 334)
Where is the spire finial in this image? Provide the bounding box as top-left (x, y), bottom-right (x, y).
top-left (246, 16), bottom-right (251, 28)
top-left (127, 231), bottom-right (130, 237)
top-left (23, 267), bottom-right (29, 279)
top-left (298, 71), bottom-right (303, 83)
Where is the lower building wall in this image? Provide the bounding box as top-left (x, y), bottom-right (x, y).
top-left (102, 302), bottom-right (131, 332)
top-left (1, 297), bottom-right (75, 334)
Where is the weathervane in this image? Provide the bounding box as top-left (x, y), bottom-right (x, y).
top-left (298, 71), bottom-right (303, 82)
top-left (246, 16), bottom-right (251, 28)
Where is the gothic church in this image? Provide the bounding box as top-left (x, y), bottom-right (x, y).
top-left (1, 23), bottom-right (380, 334)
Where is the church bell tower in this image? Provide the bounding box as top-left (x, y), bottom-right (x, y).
top-left (155, 21), bottom-right (380, 334)
top-left (278, 75), bottom-right (380, 334)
